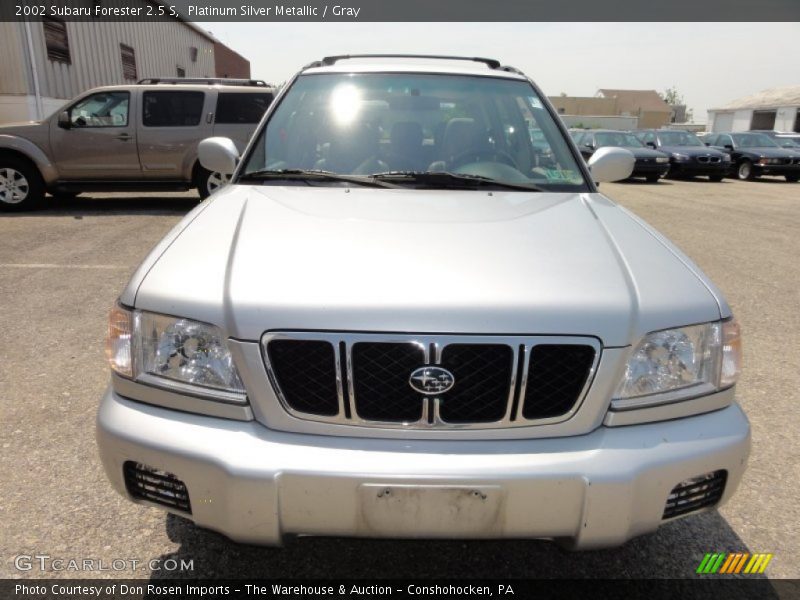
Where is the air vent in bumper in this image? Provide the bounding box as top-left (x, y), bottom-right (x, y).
top-left (663, 470), bottom-right (727, 519)
top-left (123, 461), bottom-right (191, 514)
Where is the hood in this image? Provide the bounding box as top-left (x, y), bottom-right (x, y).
top-left (0, 120), bottom-right (46, 134)
top-left (627, 147), bottom-right (668, 160)
top-left (659, 145), bottom-right (725, 157)
top-left (131, 186), bottom-right (723, 347)
top-left (739, 147), bottom-right (798, 158)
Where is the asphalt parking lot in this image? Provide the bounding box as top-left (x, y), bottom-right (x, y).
top-left (1, 177), bottom-right (798, 581)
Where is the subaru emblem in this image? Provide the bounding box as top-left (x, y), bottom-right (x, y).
top-left (409, 366), bottom-right (455, 395)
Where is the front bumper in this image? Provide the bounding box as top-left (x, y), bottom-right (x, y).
top-left (752, 163), bottom-right (800, 177)
top-left (97, 389), bottom-right (750, 549)
top-left (632, 162), bottom-right (670, 177)
top-left (669, 161), bottom-right (729, 176)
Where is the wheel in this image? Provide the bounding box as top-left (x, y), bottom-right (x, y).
top-left (196, 167), bottom-right (231, 200)
top-left (737, 160), bottom-right (754, 181)
top-left (645, 174), bottom-right (660, 183)
top-left (786, 174), bottom-right (799, 183)
top-left (0, 157), bottom-right (44, 211)
top-left (708, 174), bottom-right (724, 182)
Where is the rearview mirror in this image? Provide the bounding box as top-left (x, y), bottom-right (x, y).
top-left (587, 147), bottom-right (635, 183)
top-left (57, 111), bottom-right (71, 129)
top-left (198, 137), bottom-right (239, 175)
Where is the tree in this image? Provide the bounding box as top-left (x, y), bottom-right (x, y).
top-left (660, 86), bottom-right (684, 106)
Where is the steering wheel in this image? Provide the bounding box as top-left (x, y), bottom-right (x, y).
top-left (449, 149), bottom-right (519, 170)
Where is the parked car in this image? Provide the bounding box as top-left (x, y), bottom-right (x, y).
top-left (576, 130), bottom-right (670, 182)
top-left (635, 129), bottom-right (730, 181)
top-left (703, 132), bottom-right (800, 181)
top-left (0, 78), bottom-right (275, 210)
top-left (749, 130), bottom-right (800, 151)
top-left (98, 55), bottom-right (748, 550)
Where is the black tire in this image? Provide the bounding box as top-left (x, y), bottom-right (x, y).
top-left (195, 166), bottom-right (230, 200)
top-left (708, 174), bottom-right (724, 182)
top-left (737, 160), bottom-right (755, 181)
top-left (785, 174), bottom-right (799, 183)
top-left (0, 155), bottom-right (45, 211)
top-left (645, 174), bottom-right (660, 183)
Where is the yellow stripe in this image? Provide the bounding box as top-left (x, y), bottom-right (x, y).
top-left (734, 553), bottom-right (749, 573)
top-left (744, 554), bottom-right (761, 574)
top-left (720, 554), bottom-right (737, 574)
top-left (758, 554), bottom-right (773, 574)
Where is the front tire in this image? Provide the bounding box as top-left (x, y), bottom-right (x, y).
top-left (196, 167), bottom-right (230, 200)
top-left (708, 174), bottom-right (724, 182)
top-left (645, 174), bottom-right (660, 183)
top-left (0, 157), bottom-right (45, 211)
top-left (737, 160), bottom-right (755, 181)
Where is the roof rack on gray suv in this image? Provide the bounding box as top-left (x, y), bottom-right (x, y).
top-left (307, 54), bottom-right (503, 70)
top-left (136, 78), bottom-right (270, 87)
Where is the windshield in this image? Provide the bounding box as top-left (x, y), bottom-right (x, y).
top-left (732, 133), bottom-right (779, 148)
top-left (595, 132), bottom-right (643, 148)
top-left (657, 131), bottom-right (704, 147)
top-left (240, 73), bottom-right (587, 191)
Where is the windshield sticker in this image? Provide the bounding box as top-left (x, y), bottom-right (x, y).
top-left (527, 96), bottom-right (543, 109)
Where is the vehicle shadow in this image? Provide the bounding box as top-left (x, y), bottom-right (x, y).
top-left (148, 511), bottom-right (775, 582)
top-left (1, 194), bottom-right (199, 217)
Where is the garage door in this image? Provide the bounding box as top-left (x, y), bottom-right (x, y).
top-left (713, 112), bottom-right (734, 132)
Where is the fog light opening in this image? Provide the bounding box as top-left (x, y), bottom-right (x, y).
top-left (663, 470), bottom-right (727, 520)
top-left (123, 461), bottom-right (192, 514)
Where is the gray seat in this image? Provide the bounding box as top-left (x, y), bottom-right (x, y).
top-left (386, 121), bottom-right (424, 171)
top-left (314, 122), bottom-right (387, 175)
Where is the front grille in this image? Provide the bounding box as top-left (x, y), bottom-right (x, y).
top-left (663, 470), bottom-right (727, 519)
top-left (440, 344), bottom-right (513, 423)
top-left (523, 344), bottom-right (596, 419)
top-left (123, 461), bottom-right (191, 513)
top-left (697, 155), bottom-right (720, 163)
top-left (352, 342), bottom-right (425, 421)
top-left (267, 339), bottom-right (339, 416)
top-left (263, 333), bottom-right (599, 429)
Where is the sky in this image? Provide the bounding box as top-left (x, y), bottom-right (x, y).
top-left (204, 22), bottom-right (800, 123)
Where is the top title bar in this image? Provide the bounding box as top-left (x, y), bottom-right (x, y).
top-left (3, 0), bottom-right (800, 22)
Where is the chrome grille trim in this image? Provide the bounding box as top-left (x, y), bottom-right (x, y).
top-left (261, 332), bottom-right (601, 430)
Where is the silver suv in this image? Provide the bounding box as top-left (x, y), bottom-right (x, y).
top-left (0, 78), bottom-right (274, 210)
top-left (97, 55), bottom-right (749, 550)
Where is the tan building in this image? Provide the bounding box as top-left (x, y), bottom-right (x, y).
top-left (596, 89), bottom-right (672, 129)
top-left (550, 89), bottom-right (673, 129)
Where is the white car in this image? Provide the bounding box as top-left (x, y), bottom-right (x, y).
top-left (97, 55), bottom-right (749, 549)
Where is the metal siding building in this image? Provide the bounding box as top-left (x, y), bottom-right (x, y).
top-left (707, 86), bottom-right (800, 133)
top-left (0, 16), bottom-right (221, 123)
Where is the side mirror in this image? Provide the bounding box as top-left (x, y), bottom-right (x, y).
top-left (587, 146), bottom-right (635, 183)
top-left (645, 141), bottom-right (656, 149)
top-left (57, 111), bottom-right (71, 129)
top-left (724, 144), bottom-right (734, 151)
top-left (198, 137), bottom-right (239, 175)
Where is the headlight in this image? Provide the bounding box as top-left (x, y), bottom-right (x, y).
top-left (722, 154), bottom-right (732, 162)
top-left (613, 319), bottom-right (741, 409)
top-left (758, 157), bottom-right (780, 165)
top-left (673, 153), bottom-right (690, 161)
top-left (655, 157), bottom-right (669, 163)
top-left (106, 304), bottom-right (246, 402)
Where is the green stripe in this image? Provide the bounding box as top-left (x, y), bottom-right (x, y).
top-left (697, 554), bottom-right (713, 574)
top-left (710, 553), bottom-right (727, 574)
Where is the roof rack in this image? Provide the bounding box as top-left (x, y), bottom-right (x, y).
top-left (306, 54), bottom-right (502, 70)
top-left (136, 78), bottom-right (270, 87)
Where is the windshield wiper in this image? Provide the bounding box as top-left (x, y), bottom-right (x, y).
top-left (238, 169), bottom-right (400, 188)
top-left (369, 171), bottom-right (545, 192)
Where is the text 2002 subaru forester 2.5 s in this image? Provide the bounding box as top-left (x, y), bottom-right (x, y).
top-left (98, 55), bottom-right (749, 549)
